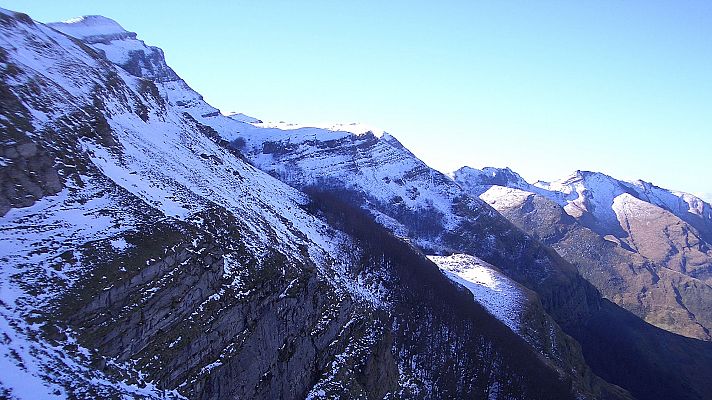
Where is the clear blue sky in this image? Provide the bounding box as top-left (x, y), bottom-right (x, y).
top-left (7, 1), bottom-right (712, 200)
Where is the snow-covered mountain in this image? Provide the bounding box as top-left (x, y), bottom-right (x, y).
top-left (0, 8), bottom-right (606, 400)
top-left (456, 167), bottom-right (712, 242)
top-left (3, 6), bottom-right (712, 400)
top-left (455, 166), bottom-right (712, 340)
top-left (0, 8), bottom-right (398, 398)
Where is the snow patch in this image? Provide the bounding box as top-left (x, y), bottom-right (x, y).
top-left (109, 238), bottom-right (130, 251)
top-left (479, 186), bottom-right (532, 211)
top-left (428, 254), bottom-right (524, 334)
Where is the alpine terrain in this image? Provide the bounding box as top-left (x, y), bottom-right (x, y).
top-left (454, 167), bottom-right (712, 341)
top-left (1, 7), bottom-right (711, 400)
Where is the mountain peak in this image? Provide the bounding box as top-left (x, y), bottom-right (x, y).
top-left (563, 169), bottom-right (609, 182)
top-left (544, 170), bottom-right (627, 195)
top-left (48, 15), bottom-right (135, 42)
top-left (453, 166), bottom-right (530, 190)
top-left (482, 166), bottom-right (524, 179)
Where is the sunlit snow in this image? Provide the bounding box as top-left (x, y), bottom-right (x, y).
top-left (428, 254), bottom-right (524, 334)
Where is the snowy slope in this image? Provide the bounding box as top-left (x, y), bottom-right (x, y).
top-left (47, 12), bottom-right (477, 248)
top-left (479, 185), bottom-right (533, 211)
top-left (225, 112), bottom-right (262, 124)
top-left (428, 254), bottom-right (525, 334)
top-left (48, 15), bottom-right (252, 143)
top-left (534, 171), bottom-right (642, 235)
top-left (632, 179), bottom-right (712, 230)
top-left (47, 15), bottom-right (132, 41)
top-left (611, 193), bottom-right (712, 279)
top-left (1, 10), bottom-right (389, 398)
top-left (233, 121), bottom-right (489, 253)
top-left (6, 9), bottom-right (349, 265)
top-left (42, 10), bottom-right (399, 283)
top-left (458, 167), bottom-right (712, 278)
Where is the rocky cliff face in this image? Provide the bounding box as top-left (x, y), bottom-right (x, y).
top-left (0, 8), bottom-right (596, 400)
top-left (59, 207), bottom-right (398, 399)
top-left (0, 48), bottom-right (62, 215)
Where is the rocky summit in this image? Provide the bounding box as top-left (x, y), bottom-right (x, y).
top-left (1, 7), bottom-right (711, 400)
